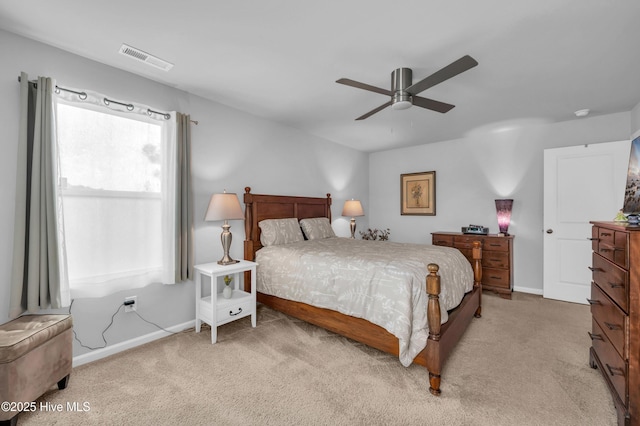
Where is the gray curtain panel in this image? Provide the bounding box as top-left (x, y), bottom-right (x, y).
top-left (9, 72), bottom-right (64, 318)
top-left (175, 112), bottom-right (194, 282)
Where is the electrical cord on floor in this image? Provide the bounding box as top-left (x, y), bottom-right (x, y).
top-left (69, 298), bottom-right (184, 351)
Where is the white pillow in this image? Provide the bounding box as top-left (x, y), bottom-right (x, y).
top-left (259, 218), bottom-right (304, 246)
top-left (300, 217), bottom-right (336, 240)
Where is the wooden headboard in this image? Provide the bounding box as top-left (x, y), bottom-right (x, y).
top-left (243, 187), bottom-right (332, 261)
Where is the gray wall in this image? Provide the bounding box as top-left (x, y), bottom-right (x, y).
top-left (369, 113), bottom-right (632, 294)
top-left (0, 31), bottom-right (369, 356)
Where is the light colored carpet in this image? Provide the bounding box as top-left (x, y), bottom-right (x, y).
top-left (19, 292), bottom-right (617, 425)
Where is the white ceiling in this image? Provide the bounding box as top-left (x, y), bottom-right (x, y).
top-left (1, 1), bottom-right (639, 152)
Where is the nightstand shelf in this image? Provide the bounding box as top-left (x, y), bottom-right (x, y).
top-left (194, 260), bottom-right (257, 343)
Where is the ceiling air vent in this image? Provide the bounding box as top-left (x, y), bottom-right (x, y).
top-left (118, 44), bottom-right (173, 71)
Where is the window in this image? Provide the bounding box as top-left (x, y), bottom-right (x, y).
top-left (56, 99), bottom-right (176, 298)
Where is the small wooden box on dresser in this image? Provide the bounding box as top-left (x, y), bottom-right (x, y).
top-left (432, 232), bottom-right (514, 299)
top-left (589, 221), bottom-right (640, 426)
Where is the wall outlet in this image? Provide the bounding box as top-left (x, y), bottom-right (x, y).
top-left (124, 296), bottom-right (137, 312)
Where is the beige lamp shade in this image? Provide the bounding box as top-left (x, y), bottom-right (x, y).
top-left (204, 192), bottom-right (244, 221)
top-left (342, 199), bottom-right (364, 217)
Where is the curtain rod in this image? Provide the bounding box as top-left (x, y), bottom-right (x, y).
top-left (17, 75), bottom-right (198, 125)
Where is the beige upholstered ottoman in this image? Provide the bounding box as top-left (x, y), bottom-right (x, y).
top-left (0, 315), bottom-right (73, 426)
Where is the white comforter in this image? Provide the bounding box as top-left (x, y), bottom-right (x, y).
top-left (256, 237), bottom-right (474, 366)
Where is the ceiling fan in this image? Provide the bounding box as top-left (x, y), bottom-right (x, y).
top-left (336, 55), bottom-right (478, 120)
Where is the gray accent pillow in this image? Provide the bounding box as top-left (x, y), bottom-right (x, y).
top-left (300, 217), bottom-right (336, 240)
top-left (259, 218), bottom-right (304, 246)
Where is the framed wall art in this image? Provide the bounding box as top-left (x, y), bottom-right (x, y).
top-left (400, 171), bottom-right (436, 215)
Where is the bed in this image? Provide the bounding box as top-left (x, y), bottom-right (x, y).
top-left (242, 187), bottom-right (482, 395)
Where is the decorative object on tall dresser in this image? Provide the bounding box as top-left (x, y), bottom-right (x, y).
top-left (360, 228), bottom-right (390, 241)
top-left (400, 171), bottom-right (436, 215)
top-left (205, 191), bottom-right (244, 265)
top-left (623, 136), bottom-right (640, 225)
top-left (588, 221), bottom-right (640, 425)
top-left (495, 199), bottom-right (513, 236)
top-left (342, 199), bottom-right (364, 239)
top-left (243, 187), bottom-right (483, 396)
top-left (432, 231), bottom-right (514, 299)
top-left (614, 209), bottom-right (628, 222)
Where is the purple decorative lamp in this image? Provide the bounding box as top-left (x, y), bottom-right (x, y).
top-left (495, 199), bottom-right (513, 236)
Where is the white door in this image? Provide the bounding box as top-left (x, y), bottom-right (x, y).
top-left (543, 140), bottom-right (629, 304)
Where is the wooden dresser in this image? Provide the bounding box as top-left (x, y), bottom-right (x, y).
top-left (589, 221), bottom-right (640, 426)
top-left (432, 232), bottom-right (514, 299)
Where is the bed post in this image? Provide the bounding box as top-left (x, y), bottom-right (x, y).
top-left (425, 263), bottom-right (442, 396)
top-left (244, 187), bottom-right (254, 260)
top-left (326, 193), bottom-right (332, 222)
top-left (243, 187), bottom-right (254, 292)
top-left (472, 241), bottom-right (482, 318)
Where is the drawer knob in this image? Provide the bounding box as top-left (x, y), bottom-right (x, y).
top-left (605, 364), bottom-right (625, 377)
top-left (586, 298), bottom-right (601, 305)
top-left (588, 267), bottom-right (603, 272)
top-left (588, 332), bottom-right (604, 341)
top-left (229, 307), bottom-right (243, 316)
top-left (601, 232), bottom-right (612, 237)
top-left (546, 229), bottom-right (553, 234)
top-left (609, 282), bottom-right (624, 289)
top-left (604, 322), bottom-right (622, 331)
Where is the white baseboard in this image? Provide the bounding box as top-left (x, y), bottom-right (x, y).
top-left (513, 285), bottom-right (543, 296)
top-left (72, 319), bottom-right (195, 367)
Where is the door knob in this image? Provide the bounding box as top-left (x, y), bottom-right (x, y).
top-left (546, 229), bottom-right (553, 234)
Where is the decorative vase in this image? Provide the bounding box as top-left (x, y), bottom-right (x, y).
top-left (223, 285), bottom-right (232, 299)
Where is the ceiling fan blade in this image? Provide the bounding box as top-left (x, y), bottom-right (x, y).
top-left (412, 96), bottom-right (455, 113)
top-left (355, 101), bottom-right (392, 120)
top-left (406, 55), bottom-right (478, 96)
top-left (337, 78), bottom-right (393, 97)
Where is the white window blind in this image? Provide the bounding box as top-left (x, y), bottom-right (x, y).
top-left (55, 96), bottom-right (177, 298)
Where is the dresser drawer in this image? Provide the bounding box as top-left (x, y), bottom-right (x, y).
top-left (483, 267), bottom-right (510, 289)
top-left (590, 283), bottom-right (626, 359)
top-left (590, 317), bottom-right (627, 405)
top-left (596, 229), bottom-right (628, 268)
top-left (453, 235), bottom-right (484, 250)
top-left (482, 251), bottom-right (510, 269)
top-left (432, 234), bottom-right (454, 246)
top-left (483, 238), bottom-right (510, 252)
top-left (591, 252), bottom-right (628, 313)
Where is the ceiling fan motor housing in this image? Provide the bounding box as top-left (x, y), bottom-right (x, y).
top-left (391, 68), bottom-right (413, 110)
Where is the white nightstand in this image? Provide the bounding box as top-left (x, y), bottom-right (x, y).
top-left (194, 260), bottom-right (257, 343)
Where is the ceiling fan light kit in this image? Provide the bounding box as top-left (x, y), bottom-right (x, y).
top-left (337, 55), bottom-right (478, 120)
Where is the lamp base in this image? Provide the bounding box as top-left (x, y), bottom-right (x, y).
top-left (218, 221), bottom-right (239, 265)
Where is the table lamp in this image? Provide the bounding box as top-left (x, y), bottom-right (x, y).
top-left (342, 199), bottom-right (364, 239)
top-left (205, 191), bottom-right (244, 265)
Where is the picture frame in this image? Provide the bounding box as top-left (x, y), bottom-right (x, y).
top-left (400, 171), bottom-right (436, 215)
